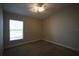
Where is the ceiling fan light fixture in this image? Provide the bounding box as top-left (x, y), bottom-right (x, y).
top-left (30, 3), bottom-right (46, 13)
top-left (38, 7), bottom-right (45, 12)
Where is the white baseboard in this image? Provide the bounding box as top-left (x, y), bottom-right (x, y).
top-left (6, 39), bottom-right (40, 49)
top-left (44, 39), bottom-right (79, 52)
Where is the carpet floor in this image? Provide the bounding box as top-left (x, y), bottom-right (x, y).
top-left (3, 40), bottom-right (79, 56)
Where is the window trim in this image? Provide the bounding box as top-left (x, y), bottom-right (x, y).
top-left (9, 19), bottom-right (24, 41)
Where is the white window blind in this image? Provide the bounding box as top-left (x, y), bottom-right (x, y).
top-left (9, 20), bottom-right (23, 41)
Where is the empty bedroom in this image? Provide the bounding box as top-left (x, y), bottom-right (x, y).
top-left (0, 3), bottom-right (79, 56)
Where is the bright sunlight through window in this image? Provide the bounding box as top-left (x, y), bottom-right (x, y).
top-left (9, 20), bottom-right (23, 41)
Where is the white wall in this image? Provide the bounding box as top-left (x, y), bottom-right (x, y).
top-left (0, 4), bottom-right (3, 55)
top-left (43, 5), bottom-right (79, 51)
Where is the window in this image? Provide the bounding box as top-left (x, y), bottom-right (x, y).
top-left (9, 20), bottom-right (23, 41)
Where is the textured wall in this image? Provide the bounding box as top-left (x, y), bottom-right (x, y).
top-left (43, 5), bottom-right (79, 50)
top-left (0, 4), bottom-right (3, 55)
top-left (3, 12), bottom-right (42, 48)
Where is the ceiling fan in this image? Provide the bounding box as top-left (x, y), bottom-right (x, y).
top-left (30, 3), bottom-right (47, 12)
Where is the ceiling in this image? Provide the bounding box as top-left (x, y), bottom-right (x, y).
top-left (2, 3), bottom-right (71, 20)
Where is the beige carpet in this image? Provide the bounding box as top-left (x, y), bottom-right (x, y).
top-left (3, 40), bottom-right (79, 56)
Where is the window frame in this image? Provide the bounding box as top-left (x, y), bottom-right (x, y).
top-left (9, 19), bottom-right (24, 41)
